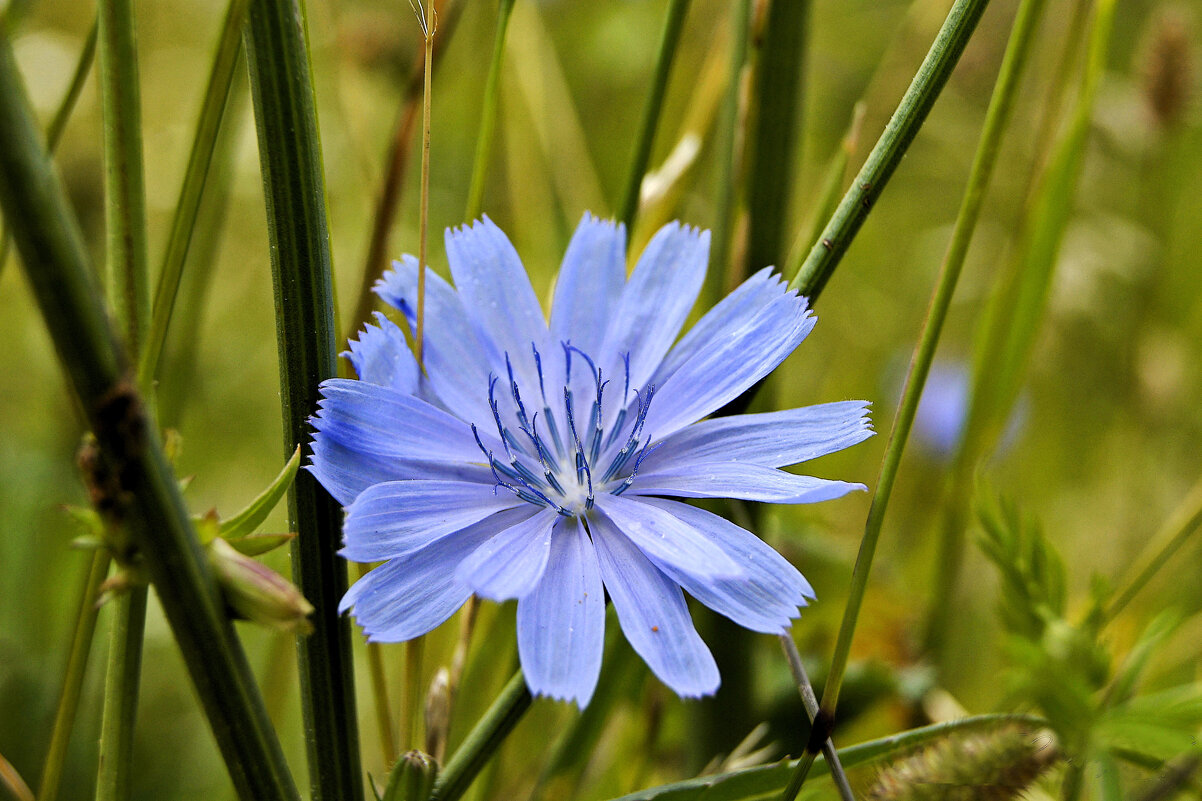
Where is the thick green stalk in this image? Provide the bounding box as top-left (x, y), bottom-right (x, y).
top-left (0, 32), bottom-right (299, 801)
top-left (97, 0), bottom-right (149, 358)
top-left (243, 0), bottom-right (362, 798)
top-left (812, 0), bottom-right (1046, 755)
top-left (464, 0), bottom-right (514, 222)
top-left (707, 0), bottom-right (751, 306)
top-left (789, 0), bottom-right (991, 299)
top-left (96, 587), bottom-right (147, 801)
top-left (37, 552), bottom-right (110, 801)
top-left (617, 0), bottom-right (691, 235)
top-left (138, 0), bottom-right (250, 389)
top-left (431, 671), bottom-right (531, 801)
top-left (746, 0), bottom-right (808, 273)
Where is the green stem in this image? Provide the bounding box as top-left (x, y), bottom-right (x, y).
top-left (464, 0), bottom-right (514, 222)
top-left (746, 0), bottom-right (808, 274)
top-left (138, 0), bottom-right (250, 390)
top-left (45, 18), bottom-right (99, 151)
top-left (789, 0), bottom-right (991, 298)
top-left (707, 0), bottom-right (751, 306)
top-left (1104, 471), bottom-right (1202, 624)
top-left (0, 31), bottom-right (300, 801)
top-left (431, 671), bottom-right (531, 801)
top-left (815, 0), bottom-right (1045, 730)
top-left (923, 0), bottom-right (1115, 658)
top-left (404, 637), bottom-right (424, 751)
top-left (95, 586), bottom-right (147, 801)
top-left (346, 0), bottom-right (463, 345)
top-left (95, 3), bottom-right (150, 795)
top-left (97, 0), bottom-right (149, 360)
top-left (617, 0), bottom-right (691, 236)
top-left (243, 0), bottom-right (362, 798)
top-left (37, 551), bottom-right (110, 801)
top-left (777, 636), bottom-right (852, 801)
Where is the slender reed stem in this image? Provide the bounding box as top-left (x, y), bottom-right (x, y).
top-left (790, 0), bottom-right (992, 299)
top-left (777, 636), bottom-right (853, 801)
top-left (0, 32), bottom-right (300, 800)
top-left (138, 0), bottom-right (249, 389)
top-left (923, 0), bottom-right (1115, 658)
top-left (97, 0), bottom-right (149, 360)
top-left (404, 637), bottom-right (425, 751)
top-left (442, 597), bottom-right (480, 751)
top-left (95, 2), bottom-right (151, 796)
top-left (96, 587), bottom-right (147, 801)
top-left (244, 0), bottom-right (362, 797)
top-left (345, 0), bottom-right (462, 346)
top-left (431, 671), bottom-right (532, 801)
top-left (707, 0), bottom-right (751, 307)
top-left (356, 562), bottom-right (398, 766)
top-left (617, 0), bottom-right (691, 236)
top-left (464, 0), bottom-right (514, 222)
top-left (810, 0), bottom-right (1045, 761)
top-left (415, 0), bottom-right (434, 366)
top-left (38, 551), bottom-right (110, 801)
top-left (1104, 471), bottom-right (1202, 624)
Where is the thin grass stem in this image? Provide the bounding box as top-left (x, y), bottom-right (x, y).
top-left (95, 587), bottom-right (147, 801)
top-left (1104, 471), bottom-right (1202, 624)
top-left (617, 0), bottom-right (691, 236)
top-left (812, 0), bottom-right (1047, 747)
top-left (137, 0), bottom-right (249, 390)
top-left (415, 0), bottom-right (434, 367)
top-left (464, 0), bottom-right (514, 222)
top-left (923, 0), bottom-right (1116, 658)
top-left (777, 636), bottom-right (853, 801)
top-left (97, 0), bottom-right (149, 361)
top-left (37, 551), bottom-right (110, 801)
top-left (707, 0), bottom-right (751, 307)
top-left (789, 0), bottom-right (992, 299)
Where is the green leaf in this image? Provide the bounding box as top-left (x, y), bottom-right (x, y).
top-left (226, 532), bottom-right (296, 557)
top-left (1098, 683), bottom-right (1202, 762)
top-left (602, 714), bottom-right (1046, 801)
top-left (219, 446), bottom-right (300, 541)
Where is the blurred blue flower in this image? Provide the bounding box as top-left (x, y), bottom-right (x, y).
top-left (908, 359), bottom-right (1026, 459)
top-left (311, 214), bottom-right (872, 706)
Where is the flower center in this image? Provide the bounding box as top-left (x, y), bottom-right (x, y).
top-left (471, 344), bottom-right (657, 517)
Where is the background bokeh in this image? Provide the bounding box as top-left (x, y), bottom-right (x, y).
top-left (2, 0), bottom-right (1200, 798)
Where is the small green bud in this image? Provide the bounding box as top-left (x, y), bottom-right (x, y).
top-left (207, 537), bottom-right (313, 634)
top-left (382, 750), bottom-right (439, 801)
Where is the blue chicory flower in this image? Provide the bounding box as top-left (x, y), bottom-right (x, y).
top-left (310, 213), bottom-right (872, 706)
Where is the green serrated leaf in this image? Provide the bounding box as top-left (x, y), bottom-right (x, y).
top-left (220, 446), bottom-right (300, 540)
top-left (604, 714), bottom-right (1046, 801)
top-left (226, 532), bottom-right (295, 557)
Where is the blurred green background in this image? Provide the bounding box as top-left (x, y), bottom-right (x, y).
top-left (2, 0), bottom-right (1200, 798)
